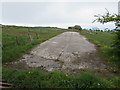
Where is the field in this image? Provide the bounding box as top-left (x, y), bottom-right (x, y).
top-left (2, 26), bottom-right (120, 88)
top-left (2, 25), bottom-right (66, 63)
top-left (80, 30), bottom-right (120, 69)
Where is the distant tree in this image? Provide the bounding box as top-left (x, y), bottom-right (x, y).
top-left (74, 25), bottom-right (82, 30)
top-left (68, 27), bottom-right (73, 29)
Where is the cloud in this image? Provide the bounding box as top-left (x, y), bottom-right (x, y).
top-left (1, 0), bottom-right (119, 2)
top-left (1, 2), bottom-right (118, 29)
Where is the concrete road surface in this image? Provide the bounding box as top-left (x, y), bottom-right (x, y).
top-left (11, 32), bottom-right (108, 72)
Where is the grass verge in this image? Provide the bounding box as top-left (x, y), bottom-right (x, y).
top-left (3, 68), bottom-right (120, 88)
top-left (79, 30), bottom-right (120, 71)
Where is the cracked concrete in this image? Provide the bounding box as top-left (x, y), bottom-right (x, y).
top-left (8, 32), bottom-right (109, 72)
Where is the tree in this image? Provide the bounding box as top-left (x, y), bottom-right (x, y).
top-left (74, 25), bottom-right (82, 30)
top-left (68, 27), bottom-right (73, 29)
top-left (68, 25), bottom-right (82, 30)
top-left (93, 9), bottom-right (120, 56)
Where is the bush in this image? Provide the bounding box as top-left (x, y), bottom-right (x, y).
top-left (114, 31), bottom-right (120, 57)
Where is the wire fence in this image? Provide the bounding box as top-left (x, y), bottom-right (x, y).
top-left (2, 28), bottom-right (64, 49)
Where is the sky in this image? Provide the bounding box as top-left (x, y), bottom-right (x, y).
top-left (0, 0), bottom-right (120, 29)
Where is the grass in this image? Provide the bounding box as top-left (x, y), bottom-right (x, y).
top-left (80, 30), bottom-right (120, 70)
top-left (2, 25), bottom-right (66, 63)
top-left (80, 30), bottom-right (115, 47)
top-left (2, 26), bottom-right (120, 88)
top-left (3, 68), bottom-right (119, 88)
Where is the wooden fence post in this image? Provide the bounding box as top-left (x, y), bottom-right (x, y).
top-left (36, 33), bottom-right (39, 39)
top-left (28, 27), bottom-right (30, 32)
top-left (28, 33), bottom-right (33, 41)
top-left (15, 36), bottom-right (19, 45)
top-left (28, 27), bottom-right (33, 41)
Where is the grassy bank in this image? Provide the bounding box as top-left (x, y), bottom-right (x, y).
top-left (2, 25), bottom-right (66, 63)
top-left (2, 68), bottom-right (120, 88)
top-left (80, 30), bottom-right (120, 70)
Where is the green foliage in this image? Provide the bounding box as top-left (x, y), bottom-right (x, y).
top-left (2, 68), bottom-right (117, 88)
top-left (93, 9), bottom-right (120, 24)
top-left (113, 31), bottom-right (120, 56)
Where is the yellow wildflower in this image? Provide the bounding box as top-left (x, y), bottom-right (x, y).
top-left (28, 72), bottom-right (31, 74)
top-left (66, 74), bottom-right (68, 77)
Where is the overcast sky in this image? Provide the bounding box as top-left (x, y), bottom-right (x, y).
top-left (1, 0), bottom-right (120, 29)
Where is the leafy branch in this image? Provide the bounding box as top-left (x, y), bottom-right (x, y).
top-left (92, 9), bottom-right (120, 24)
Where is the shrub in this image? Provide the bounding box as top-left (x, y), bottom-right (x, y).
top-left (114, 31), bottom-right (120, 57)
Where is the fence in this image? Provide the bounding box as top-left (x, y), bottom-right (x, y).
top-left (2, 28), bottom-right (63, 49)
top-left (2, 30), bottom-right (48, 49)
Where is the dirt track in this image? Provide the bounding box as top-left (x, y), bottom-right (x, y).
top-left (9, 32), bottom-right (109, 72)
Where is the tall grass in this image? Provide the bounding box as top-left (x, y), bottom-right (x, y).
top-left (3, 68), bottom-right (119, 88)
